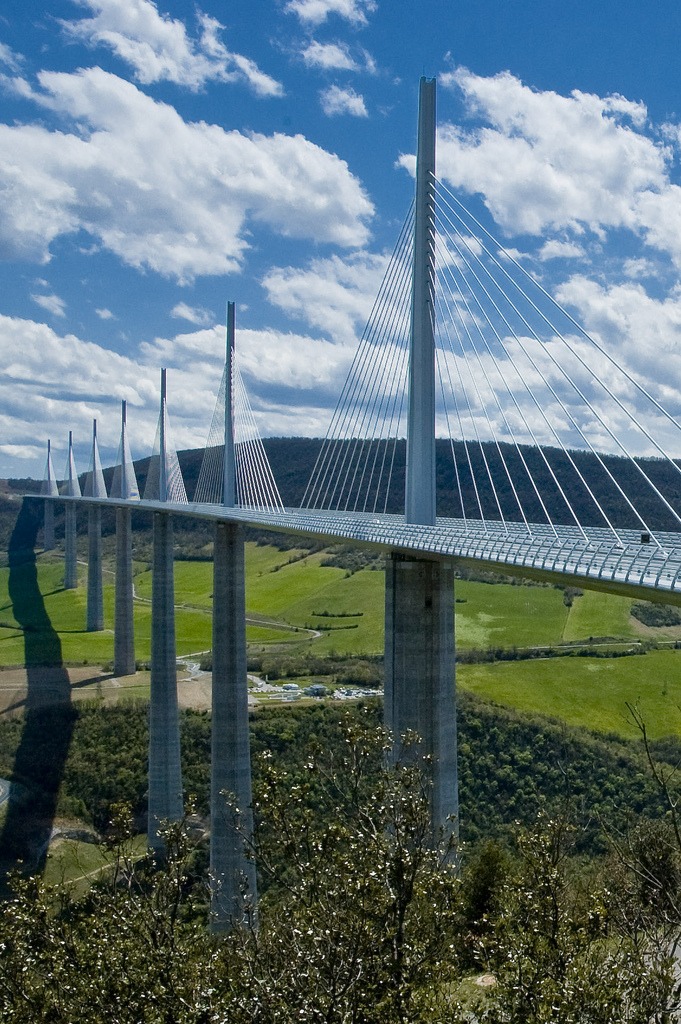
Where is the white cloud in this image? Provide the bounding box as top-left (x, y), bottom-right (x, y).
top-left (31, 292), bottom-right (66, 317)
top-left (622, 257), bottom-right (656, 279)
top-left (0, 443), bottom-right (40, 461)
top-left (430, 68), bottom-right (675, 255)
top-left (171, 302), bottom-right (214, 327)
top-left (0, 310), bottom-right (366, 477)
top-left (633, 186), bottom-right (681, 266)
top-left (320, 84), bottom-right (367, 117)
top-left (237, 329), bottom-right (354, 393)
top-left (0, 67), bottom-right (373, 281)
top-left (262, 250), bottom-right (388, 343)
top-left (95, 307), bottom-right (115, 319)
top-left (0, 314), bottom-right (223, 475)
top-left (301, 40), bottom-right (357, 71)
top-left (538, 240), bottom-right (586, 261)
top-left (0, 43), bottom-right (23, 73)
top-left (138, 321), bottom-right (362, 440)
top-left (61, 0), bottom-right (283, 96)
top-left (553, 275), bottom-right (681, 419)
top-left (285, 0), bottom-right (377, 27)
top-left (6, 270), bottom-right (681, 485)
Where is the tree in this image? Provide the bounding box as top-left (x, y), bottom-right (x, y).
top-left (0, 724), bottom-right (468, 1023)
top-left (225, 717), bottom-right (464, 1023)
top-left (476, 813), bottom-right (674, 1024)
top-left (0, 808), bottom-right (216, 1024)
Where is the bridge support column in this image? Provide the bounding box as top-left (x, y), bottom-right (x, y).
top-left (210, 521), bottom-right (256, 931)
top-left (384, 553), bottom-right (458, 842)
top-left (86, 506), bottom-right (103, 631)
top-left (148, 511), bottom-right (183, 851)
top-left (114, 507), bottom-right (135, 676)
top-left (43, 501), bottom-right (55, 552)
top-left (64, 503), bottom-right (78, 589)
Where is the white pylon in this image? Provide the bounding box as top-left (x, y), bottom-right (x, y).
top-left (110, 400), bottom-right (140, 500)
top-left (405, 76), bottom-right (437, 527)
top-left (62, 431), bottom-right (81, 498)
top-left (41, 439), bottom-right (59, 497)
top-left (143, 369), bottom-right (188, 503)
top-left (84, 420), bottom-right (107, 498)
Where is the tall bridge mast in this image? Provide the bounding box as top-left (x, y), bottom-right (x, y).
top-left (386, 78), bottom-right (458, 844)
top-left (406, 77), bottom-right (437, 527)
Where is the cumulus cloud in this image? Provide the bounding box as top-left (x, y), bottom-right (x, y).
top-left (538, 240), bottom-right (586, 261)
top-left (426, 68), bottom-right (681, 268)
top-left (95, 307), bottom-right (115, 319)
top-left (171, 302), bottom-right (214, 326)
top-left (320, 84), bottom-right (367, 117)
top-left (31, 292), bottom-right (66, 317)
top-left (285, 0), bottom-right (377, 27)
top-left (0, 314), bottom-right (227, 475)
top-left (556, 275), bottom-right (681, 373)
top-left (61, 0), bottom-right (283, 96)
top-left (0, 310), bottom-right (362, 477)
top-left (301, 40), bottom-right (357, 71)
top-left (0, 67), bottom-right (373, 280)
top-left (262, 250), bottom-right (389, 343)
top-left (622, 257), bottom-right (657, 279)
top-left (0, 315), bottom-right (158, 473)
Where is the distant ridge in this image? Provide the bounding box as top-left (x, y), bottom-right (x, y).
top-left (5, 436), bottom-right (681, 537)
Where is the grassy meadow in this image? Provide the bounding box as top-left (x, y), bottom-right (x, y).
top-left (2, 541), bottom-right (681, 738)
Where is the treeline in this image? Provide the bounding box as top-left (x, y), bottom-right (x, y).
top-left (7, 435), bottom-right (681, 546)
top-left (456, 643), bottom-right (651, 664)
top-left (631, 602), bottom-right (681, 627)
top-left (1, 702), bottom-right (681, 1020)
top-left (0, 694), bottom-right (674, 853)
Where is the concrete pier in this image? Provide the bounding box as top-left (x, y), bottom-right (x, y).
top-left (384, 553), bottom-right (458, 841)
top-left (148, 511), bottom-right (183, 851)
top-left (63, 431), bottom-right (80, 589)
top-left (86, 506), bottom-right (103, 631)
top-left (113, 506), bottom-right (135, 676)
top-left (210, 521), bottom-right (256, 931)
top-left (85, 421), bottom-right (106, 632)
top-left (385, 80), bottom-right (458, 844)
top-left (41, 440), bottom-right (58, 552)
top-left (64, 503), bottom-right (78, 589)
top-left (43, 502), bottom-right (55, 552)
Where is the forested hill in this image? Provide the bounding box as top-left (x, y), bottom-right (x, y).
top-left (263, 438), bottom-right (681, 531)
top-left (4, 436), bottom-right (681, 542)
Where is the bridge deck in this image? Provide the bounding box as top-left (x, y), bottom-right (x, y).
top-left (36, 494), bottom-right (681, 604)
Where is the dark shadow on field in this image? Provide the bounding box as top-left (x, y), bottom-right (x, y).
top-left (0, 498), bottom-right (76, 886)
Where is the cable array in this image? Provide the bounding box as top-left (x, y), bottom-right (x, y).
top-left (143, 404), bottom-right (188, 504)
top-left (194, 354), bottom-right (283, 511)
top-left (301, 176), bottom-right (681, 545)
top-left (433, 178), bottom-right (681, 543)
top-left (302, 203), bottom-right (415, 513)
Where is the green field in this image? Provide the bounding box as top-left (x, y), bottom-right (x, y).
top-left (0, 559), bottom-right (213, 664)
top-left (2, 546), bottom-right (657, 668)
top-left (460, 648), bottom-right (681, 740)
top-left (456, 579), bottom-right (569, 648)
top-left (43, 833), bottom-right (148, 894)
top-left (137, 547), bottom-right (386, 655)
top-left (3, 542), bottom-right (681, 738)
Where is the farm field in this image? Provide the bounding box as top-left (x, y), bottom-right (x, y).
top-left (136, 546), bottom-right (386, 655)
top-left (2, 542), bottom-right (681, 737)
top-left (43, 832), bottom-right (149, 895)
top-left (460, 648), bottom-right (681, 740)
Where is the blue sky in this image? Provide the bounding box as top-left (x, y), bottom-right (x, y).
top-left (3, 0), bottom-right (681, 479)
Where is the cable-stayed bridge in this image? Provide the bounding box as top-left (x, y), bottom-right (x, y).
top-left (29, 78), bottom-right (681, 929)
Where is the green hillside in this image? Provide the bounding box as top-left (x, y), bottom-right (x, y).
top-left (2, 537), bottom-right (681, 738)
